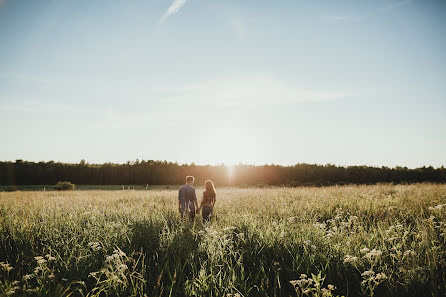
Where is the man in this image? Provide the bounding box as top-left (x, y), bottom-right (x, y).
top-left (178, 176), bottom-right (198, 221)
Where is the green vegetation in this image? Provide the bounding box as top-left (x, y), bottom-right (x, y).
top-left (54, 182), bottom-right (75, 191)
top-left (0, 184), bottom-right (445, 296)
top-left (1, 160), bottom-right (445, 187)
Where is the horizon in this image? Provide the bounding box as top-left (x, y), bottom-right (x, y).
top-left (1, 0), bottom-right (446, 168)
top-left (2, 158), bottom-right (445, 170)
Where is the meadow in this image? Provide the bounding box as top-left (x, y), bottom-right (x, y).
top-left (0, 184), bottom-right (445, 297)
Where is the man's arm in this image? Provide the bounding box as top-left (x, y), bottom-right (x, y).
top-left (178, 189), bottom-right (182, 212)
top-left (193, 188), bottom-right (199, 211)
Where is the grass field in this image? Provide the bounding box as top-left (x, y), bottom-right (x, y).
top-left (0, 184), bottom-right (445, 297)
top-left (0, 185), bottom-right (179, 192)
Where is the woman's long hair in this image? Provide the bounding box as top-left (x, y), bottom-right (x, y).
top-left (205, 180), bottom-right (216, 199)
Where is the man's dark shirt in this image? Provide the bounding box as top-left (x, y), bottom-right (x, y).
top-left (178, 184), bottom-right (197, 213)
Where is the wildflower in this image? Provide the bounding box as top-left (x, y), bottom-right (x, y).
top-left (361, 270), bottom-right (375, 277)
top-left (403, 250), bottom-right (417, 257)
top-left (375, 273), bottom-right (387, 281)
top-left (364, 249), bottom-right (382, 259)
top-left (300, 273), bottom-right (307, 279)
top-left (386, 226), bottom-right (395, 233)
top-left (37, 258), bottom-right (47, 264)
top-left (313, 222), bottom-right (326, 229)
top-left (23, 274), bottom-right (33, 280)
top-left (344, 255), bottom-right (358, 264)
top-left (113, 249), bottom-right (126, 257)
top-left (0, 262), bottom-right (13, 272)
top-left (328, 284), bottom-right (335, 290)
top-left (360, 247), bottom-right (370, 254)
top-left (89, 272), bottom-right (98, 278)
top-left (45, 254), bottom-right (56, 261)
top-left (88, 242), bottom-right (102, 251)
top-left (289, 280), bottom-right (299, 287)
top-left (297, 279), bottom-right (308, 286)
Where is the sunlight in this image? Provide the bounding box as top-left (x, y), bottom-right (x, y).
top-left (226, 165), bottom-right (235, 182)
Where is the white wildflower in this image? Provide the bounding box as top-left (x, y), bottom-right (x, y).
top-left (37, 258), bottom-right (47, 264)
top-left (344, 255), bottom-right (358, 264)
top-left (360, 247), bottom-right (370, 254)
top-left (361, 270), bottom-right (375, 277)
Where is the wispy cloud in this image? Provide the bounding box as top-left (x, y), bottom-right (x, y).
top-left (325, 15), bottom-right (362, 23)
top-left (229, 17), bottom-right (257, 40)
top-left (0, 100), bottom-right (88, 113)
top-left (386, 0), bottom-right (411, 10)
top-left (160, 0), bottom-right (188, 23)
top-left (152, 74), bottom-right (356, 107)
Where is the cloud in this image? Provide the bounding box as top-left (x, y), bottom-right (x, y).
top-left (152, 74), bottom-right (355, 107)
top-left (325, 15), bottom-right (362, 23)
top-left (160, 0), bottom-right (188, 23)
top-left (386, 0), bottom-right (411, 10)
top-left (230, 18), bottom-right (249, 40)
top-left (0, 101), bottom-right (88, 113)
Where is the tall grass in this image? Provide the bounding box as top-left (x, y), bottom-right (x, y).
top-left (0, 184), bottom-right (445, 296)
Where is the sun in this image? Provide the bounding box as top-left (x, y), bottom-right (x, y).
top-left (226, 165), bottom-right (235, 182)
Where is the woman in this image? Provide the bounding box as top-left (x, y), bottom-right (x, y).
top-left (198, 180), bottom-right (216, 224)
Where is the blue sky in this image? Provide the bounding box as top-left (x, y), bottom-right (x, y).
top-left (0, 0), bottom-right (445, 167)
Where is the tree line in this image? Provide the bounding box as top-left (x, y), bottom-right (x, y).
top-left (0, 159), bottom-right (445, 187)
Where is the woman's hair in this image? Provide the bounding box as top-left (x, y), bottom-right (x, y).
top-left (204, 180), bottom-right (216, 200)
top-left (205, 180), bottom-right (215, 193)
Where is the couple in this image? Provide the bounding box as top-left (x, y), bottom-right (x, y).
top-left (178, 176), bottom-right (216, 224)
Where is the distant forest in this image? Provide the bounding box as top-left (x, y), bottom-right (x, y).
top-left (1, 160), bottom-right (445, 186)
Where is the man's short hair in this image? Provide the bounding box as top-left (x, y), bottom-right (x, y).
top-left (186, 176), bottom-right (195, 183)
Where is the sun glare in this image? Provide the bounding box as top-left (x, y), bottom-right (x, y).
top-left (226, 165), bottom-right (235, 182)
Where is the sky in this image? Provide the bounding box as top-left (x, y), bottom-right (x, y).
top-left (0, 0), bottom-right (445, 168)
